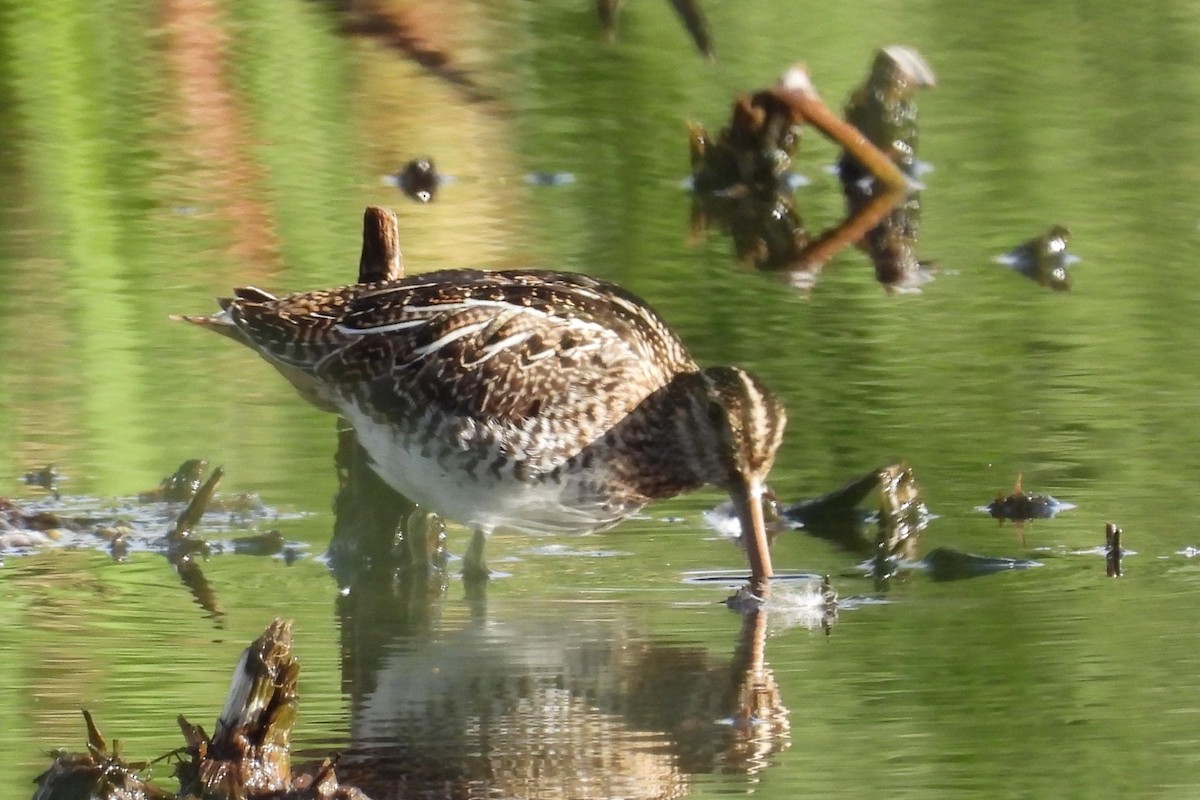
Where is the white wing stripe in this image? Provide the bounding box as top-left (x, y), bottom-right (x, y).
top-left (413, 320), bottom-right (491, 357)
top-left (465, 331), bottom-right (535, 366)
top-left (336, 318), bottom-right (426, 335)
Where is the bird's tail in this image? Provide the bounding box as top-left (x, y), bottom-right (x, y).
top-left (169, 287), bottom-right (278, 343)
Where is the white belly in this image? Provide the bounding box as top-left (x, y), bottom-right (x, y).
top-left (340, 403), bottom-right (634, 535)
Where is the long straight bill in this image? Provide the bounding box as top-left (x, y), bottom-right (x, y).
top-left (735, 479), bottom-right (774, 584)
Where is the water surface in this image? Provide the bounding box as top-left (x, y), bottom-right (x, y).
top-left (4, 1), bottom-right (1200, 797)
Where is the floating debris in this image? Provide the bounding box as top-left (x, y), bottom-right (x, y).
top-left (687, 86), bottom-right (802, 195)
top-left (386, 157), bottom-right (440, 202)
top-left (523, 171), bottom-right (576, 187)
top-left (837, 45), bottom-right (937, 291)
top-left (922, 548), bottom-right (1042, 581)
top-left (22, 464), bottom-right (63, 498)
top-left (34, 621), bottom-right (369, 800)
top-left (164, 465), bottom-right (222, 552)
top-left (867, 464), bottom-right (932, 587)
top-left (1106, 521), bottom-right (1123, 577)
top-left (994, 225), bottom-right (1078, 290)
top-left (231, 528), bottom-right (286, 557)
top-left (688, 190), bottom-right (811, 271)
top-left (983, 473), bottom-right (1075, 523)
top-left (0, 466), bottom-right (298, 561)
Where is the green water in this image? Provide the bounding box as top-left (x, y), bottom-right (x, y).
top-left (5, 1), bottom-right (1200, 797)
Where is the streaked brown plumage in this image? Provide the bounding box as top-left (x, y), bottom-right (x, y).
top-left (178, 268), bottom-right (786, 581)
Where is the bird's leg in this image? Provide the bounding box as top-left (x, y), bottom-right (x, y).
top-left (462, 527), bottom-right (491, 582)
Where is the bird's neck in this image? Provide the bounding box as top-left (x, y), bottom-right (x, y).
top-left (598, 372), bottom-right (723, 502)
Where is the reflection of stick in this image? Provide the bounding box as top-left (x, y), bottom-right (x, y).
top-left (775, 65), bottom-right (912, 194)
top-left (175, 554), bottom-right (222, 621)
top-left (167, 466), bottom-right (224, 543)
top-left (772, 65), bottom-right (913, 272)
top-left (792, 186), bottom-right (906, 271)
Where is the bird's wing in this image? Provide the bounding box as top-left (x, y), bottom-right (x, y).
top-left (228, 270), bottom-right (697, 431)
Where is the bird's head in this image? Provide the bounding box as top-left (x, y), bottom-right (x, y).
top-left (680, 366), bottom-right (787, 582)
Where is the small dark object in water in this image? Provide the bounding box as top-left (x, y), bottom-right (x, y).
top-left (985, 473), bottom-right (1073, 522)
top-left (923, 547), bottom-right (1042, 581)
top-left (1106, 521), bottom-right (1123, 577)
top-left (868, 464), bottom-right (931, 588)
top-left (140, 459), bottom-right (209, 503)
top-left (0, 501), bottom-right (74, 534)
top-left (523, 171), bottom-right (576, 187)
top-left (110, 532), bottom-right (130, 561)
top-left (231, 529), bottom-right (286, 556)
top-left (994, 225), bottom-right (1078, 291)
top-left (689, 190), bottom-right (810, 271)
top-left (394, 157), bottom-right (439, 202)
top-left (23, 464), bottom-right (62, 498)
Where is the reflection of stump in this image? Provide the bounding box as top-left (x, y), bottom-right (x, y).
top-left (329, 423), bottom-right (417, 569)
top-left (836, 47), bottom-right (935, 288)
top-left (327, 206), bottom-right (445, 577)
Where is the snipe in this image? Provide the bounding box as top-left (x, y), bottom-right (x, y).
top-left (178, 268), bottom-right (786, 583)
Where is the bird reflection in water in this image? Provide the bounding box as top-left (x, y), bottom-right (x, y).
top-left (334, 569), bottom-right (791, 799)
top-left (320, 322), bottom-right (794, 796)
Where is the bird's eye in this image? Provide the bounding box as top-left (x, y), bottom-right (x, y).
top-left (707, 401), bottom-right (725, 424)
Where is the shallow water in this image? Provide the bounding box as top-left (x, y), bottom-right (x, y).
top-left (5, 1), bottom-right (1200, 797)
